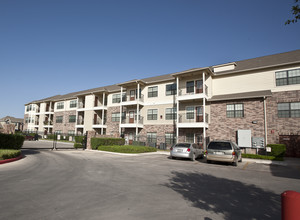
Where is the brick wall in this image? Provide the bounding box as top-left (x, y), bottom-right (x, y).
top-left (207, 98), bottom-right (265, 142)
top-left (53, 110), bottom-right (76, 133)
top-left (106, 106), bottom-right (121, 136)
top-left (267, 91), bottom-right (300, 144)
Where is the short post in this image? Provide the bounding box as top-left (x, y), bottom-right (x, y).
top-left (281, 190), bottom-right (300, 220)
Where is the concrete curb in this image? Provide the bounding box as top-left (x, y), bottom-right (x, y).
top-left (0, 154), bottom-right (23, 165)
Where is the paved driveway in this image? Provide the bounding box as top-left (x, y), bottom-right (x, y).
top-left (1, 142), bottom-right (300, 220)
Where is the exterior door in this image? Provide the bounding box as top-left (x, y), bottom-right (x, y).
top-left (129, 133), bottom-right (133, 145)
top-left (196, 133), bottom-right (203, 149)
top-left (129, 111), bottom-right (135, 123)
top-left (94, 96), bottom-right (98, 107)
top-left (130, 90), bottom-right (135, 101)
top-left (196, 106), bottom-right (203, 122)
top-left (196, 80), bottom-right (203, 94)
top-left (94, 114), bottom-right (97, 124)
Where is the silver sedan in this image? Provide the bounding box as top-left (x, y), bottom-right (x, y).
top-left (170, 143), bottom-right (204, 161)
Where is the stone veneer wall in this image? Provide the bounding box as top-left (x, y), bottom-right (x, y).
top-left (23, 114), bottom-right (29, 131)
top-left (53, 110), bottom-right (76, 133)
top-left (106, 106), bottom-right (121, 137)
top-left (207, 98), bottom-right (265, 143)
top-left (266, 90), bottom-right (300, 144)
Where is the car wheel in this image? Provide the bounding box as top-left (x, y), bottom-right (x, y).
top-left (232, 161), bottom-right (238, 166)
top-left (191, 153), bottom-right (195, 161)
top-left (238, 157), bottom-right (242, 162)
top-left (207, 160), bottom-right (211, 164)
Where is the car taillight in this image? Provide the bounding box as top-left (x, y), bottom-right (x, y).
top-left (232, 151), bottom-right (236, 155)
top-left (187, 148), bottom-right (191, 152)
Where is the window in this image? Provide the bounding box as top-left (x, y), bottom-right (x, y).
top-left (112, 94), bottom-right (121, 103)
top-left (276, 68), bottom-right (300, 86)
top-left (70, 100), bottom-right (77, 108)
top-left (186, 133), bottom-right (194, 143)
top-left (147, 132), bottom-right (157, 143)
top-left (166, 83), bottom-right (177, 96)
top-left (148, 86), bottom-right (158, 98)
top-left (56, 116), bottom-right (63, 123)
top-left (165, 133), bottom-right (175, 144)
top-left (112, 112), bottom-right (120, 122)
top-left (68, 130), bottom-right (75, 136)
top-left (147, 109), bottom-right (158, 120)
top-left (278, 102), bottom-right (300, 118)
top-left (186, 81), bottom-right (194, 93)
top-left (165, 108), bottom-right (177, 120)
top-left (69, 115), bottom-right (76, 123)
top-left (57, 102), bottom-right (64, 110)
top-left (186, 107), bottom-right (194, 119)
top-left (226, 104), bottom-right (244, 118)
top-left (55, 130), bottom-right (62, 134)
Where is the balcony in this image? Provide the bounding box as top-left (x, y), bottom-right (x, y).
top-left (43, 121), bottom-right (53, 127)
top-left (177, 85), bottom-right (208, 101)
top-left (77, 102), bottom-right (85, 111)
top-left (177, 113), bottom-right (209, 128)
top-left (120, 116), bottom-right (144, 128)
top-left (121, 94), bottom-right (144, 106)
top-left (92, 118), bottom-right (107, 129)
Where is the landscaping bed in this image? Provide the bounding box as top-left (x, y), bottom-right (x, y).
top-left (0, 149), bottom-right (21, 160)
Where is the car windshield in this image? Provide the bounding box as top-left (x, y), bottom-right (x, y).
top-left (208, 142), bottom-right (232, 150)
top-left (175, 143), bottom-right (190, 148)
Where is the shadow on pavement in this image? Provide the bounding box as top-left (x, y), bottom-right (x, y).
top-left (21, 149), bottom-right (41, 157)
top-left (165, 172), bottom-right (280, 220)
top-left (270, 159), bottom-right (300, 180)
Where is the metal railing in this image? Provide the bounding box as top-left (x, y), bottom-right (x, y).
top-left (178, 113), bottom-right (209, 123)
top-left (178, 85), bottom-right (208, 96)
top-left (122, 94), bottom-right (144, 103)
top-left (121, 116), bottom-right (144, 124)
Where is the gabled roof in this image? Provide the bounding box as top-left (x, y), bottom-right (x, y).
top-left (0, 116), bottom-right (23, 123)
top-left (212, 49), bottom-right (300, 75)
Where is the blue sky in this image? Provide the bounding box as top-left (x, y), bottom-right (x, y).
top-left (0, 0), bottom-right (299, 118)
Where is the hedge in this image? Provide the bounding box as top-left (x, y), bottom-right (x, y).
top-left (0, 133), bottom-right (25, 150)
top-left (91, 138), bottom-right (125, 150)
top-left (0, 149), bottom-right (21, 160)
top-left (242, 154), bottom-right (283, 161)
top-left (98, 145), bottom-right (157, 153)
top-left (73, 136), bottom-right (86, 148)
top-left (267, 144), bottom-right (286, 158)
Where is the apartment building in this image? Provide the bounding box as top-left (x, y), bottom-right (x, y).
top-left (24, 49), bottom-right (300, 150)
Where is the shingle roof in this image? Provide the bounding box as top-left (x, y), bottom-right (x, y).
top-left (213, 49), bottom-right (300, 75)
top-left (209, 90), bottom-right (272, 102)
top-left (0, 116), bottom-right (23, 123)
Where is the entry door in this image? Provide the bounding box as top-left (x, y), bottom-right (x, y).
top-left (129, 111), bottom-right (135, 123)
top-left (94, 114), bottom-right (98, 124)
top-left (196, 106), bottom-right (203, 122)
top-left (196, 80), bottom-right (203, 94)
top-left (130, 90), bottom-right (135, 101)
top-left (196, 133), bottom-right (203, 149)
top-left (129, 133), bottom-right (133, 145)
top-left (94, 96), bottom-right (98, 107)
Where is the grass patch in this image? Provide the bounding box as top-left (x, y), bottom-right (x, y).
top-left (242, 154), bottom-right (284, 161)
top-left (98, 145), bottom-right (157, 153)
top-left (0, 149), bottom-right (21, 160)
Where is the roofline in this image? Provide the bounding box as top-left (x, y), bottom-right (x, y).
top-left (171, 67), bottom-right (213, 77)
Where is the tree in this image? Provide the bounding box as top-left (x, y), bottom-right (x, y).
top-left (286, 0), bottom-right (300, 25)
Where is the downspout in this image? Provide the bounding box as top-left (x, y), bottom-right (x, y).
top-left (263, 96), bottom-right (268, 147)
top-left (119, 87), bottom-right (123, 137)
top-left (176, 77), bottom-right (179, 143)
top-left (101, 93), bottom-right (105, 135)
top-left (136, 82), bottom-right (140, 140)
top-left (203, 71), bottom-right (206, 151)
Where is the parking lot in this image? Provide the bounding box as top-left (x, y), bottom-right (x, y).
top-left (0, 141), bottom-right (299, 220)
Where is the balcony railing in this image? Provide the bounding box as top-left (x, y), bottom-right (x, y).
top-left (77, 119), bottom-right (84, 125)
top-left (93, 118), bottom-right (107, 125)
top-left (178, 85), bottom-right (208, 96)
top-left (43, 121), bottom-right (53, 126)
top-left (78, 102), bottom-right (85, 109)
top-left (122, 94), bottom-right (144, 103)
top-left (121, 116), bottom-right (144, 124)
top-left (178, 113), bottom-right (209, 123)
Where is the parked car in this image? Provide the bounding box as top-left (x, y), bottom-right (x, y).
top-left (206, 140), bottom-right (242, 166)
top-left (170, 143), bottom-right (204, 161)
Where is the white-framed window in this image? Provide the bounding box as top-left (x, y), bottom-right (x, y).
top-left (56, 116), bottom-right (63, 123)
top-left (186, 106), bottom-right (194, 119)
top-left (148, 86), bottom-right (158, 98)
top-left (226, 104), bottom-right (244, 118)
top-left (278, 102), bottom-right (300, 118)
top-left (147, 132), bottom-right (157, 143)
top-left (147, 109), bottom-right (158, 120)
top-left (165, 108), bottom-right (177, 120)
top-left (166, 83), bottom-right (177, 96)
top-left (57, 102), bottom-right (64, 110)
top-left (276, 68), bottom-right (300, 86)
top-left (70, 100), bottom-right (77, 108)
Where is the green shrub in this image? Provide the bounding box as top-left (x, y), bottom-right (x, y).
top-left (74, 143), bottom-right (83, 148)
top-left (242, 154), bottom-right (283, 161)
top-left (91, 138), bottom-right (125, 150)
top-left (75, 136), bottom-right (85, 144)
top-left (0, 133), bottom-right (25, 150)
top-left (45, 134), bottom-right (55, 140)
top-left (267, 144), bottom-right (286, 158)
top-left (98, 145), bottom-right (157, 153)
top-left (0, 149), bottom-right (21, 160)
